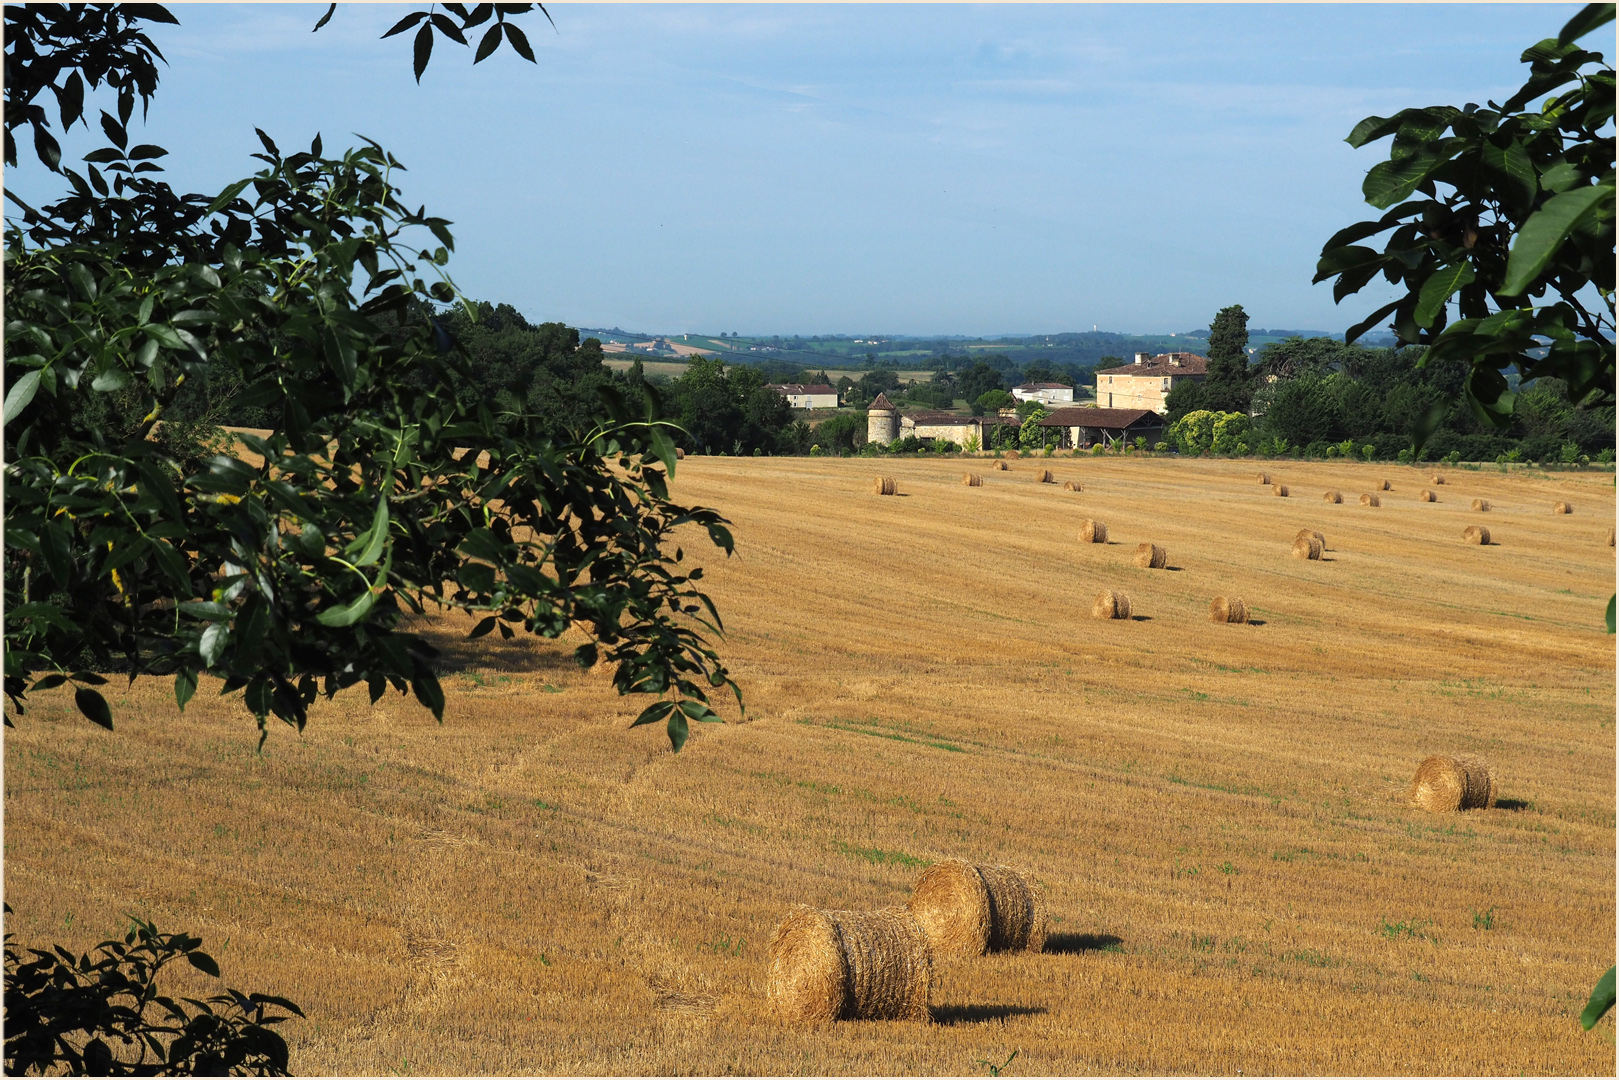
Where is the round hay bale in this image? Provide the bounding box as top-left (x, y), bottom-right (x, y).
top-left (1418, 488), bottom-right (1436, 502)
top-left (1608, 525), bottom-right (1614, 547)
top-left (1553, 500), bottom-right (1572, 514)
top-left (1295, 528), bottom-right (1326, 549)
top-left (1004, 449), bottom-right (1021, 461)
top-left (1379, 479), bottom-right (1392, 491)
top-left (993, 460), bottom-right (1008, 471)
top-left (962, 473), bottom-right (983, 487)
top-left (1133, 542), bottom-right (1167, 569)
top-left (1462, 525), bottom-right (1490, 545)
top-left (1272, 484), bottom-right (1289, 497)
top-left (873, 476), bottom-right (897, 496)
top-left (1209, 596), bottom-right (1248, 624)
top-left (906, 860), bottom-right (990, 956)
top-left (1430, 474), bottom-right (1445, 484)
top-left (1078, 519), bottom-right (1107, 544)
top-left (1256, 472), bottom-right (1270, 485)
top-left (767, 906), bottom-right (933, 1023)
top-left (1408, 755), bottom-right (1496, 813)
top-left (976, 864), bottom-right (1047, 953)
top-left (906, 861), bottom-right (1046, 956)
top-left (1034, 469), bottom-right (1054, 484)
top-left (1471, 498), bottom-right (1490, 512)
top-left (1360, 493), bottom-right (1381, 507)
top-left (1062, 480), bottom-right (1082, 492)
top-left (1323, 490), bottom-right (1342, 504)
top-left (1091, 589), bottom-right (1131, 620)
top-left (1292, 535), bottom-right (1323, 560)
top-left (674, 447), bottom-right (686, 460)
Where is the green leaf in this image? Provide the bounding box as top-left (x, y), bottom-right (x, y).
top-left (174, 669), bottom-right (198, 712)
top-left (631, 699), bottom-right (676, 729)
top-left (1581, 965), bottom-right (1615, 1029)
top-left (649, 427), bottom-right (677, 478)
top-left (3, 370), bottom-right (42, 424)
top-left (185, 951), bottom-right (221, 977)
top-left (1414, 262), bottom-right (1476, 329)
top-left (316, 587), bottom-right (376, 628)
top-left (345, 495), bottom-right (390, 567)
top-left (503, 22), bottom-right (537, 63)
top-left (1500, 185), bottom-right (1614, 295)
top-left (74, 687), bottom-right (113, 730)
top-left (67, 262), bottom-right (98, 301)
top-left (206, 178), bottom-right (251, 214)
top-left (381, 10), bottom-right (429, 38)
top-left (313, 3), bottom-right (336, 32)
top-left (1559, 4), bottom-right (1614, 46)
top-left (474, 24), bottom-right (503, 62)
top-left (1606, 596), bottom-right (1616, 636)
top-left (413, 22), bottom-right (434, 82)
top-left (199, 623), bottom-right (229, 667)
top-left (90, 367), bottom-right (129, 392)
top-left (411, 662), bottom-right (445, 722)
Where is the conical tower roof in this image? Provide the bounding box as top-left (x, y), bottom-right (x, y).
top-left (869, 392), bottom-right (897, 412)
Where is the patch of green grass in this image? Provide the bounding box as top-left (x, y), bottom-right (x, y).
top-left (834, 841), bottom-right (929, 869)
top-left (1472, 907), bottom-right (1497, 931)
top-left (814, 716), bottom-right (966, 754)
top-left (1381, 918), bottom-right (1437, 944)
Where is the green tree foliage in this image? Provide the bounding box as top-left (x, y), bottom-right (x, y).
top-left (434, 302), bottom-right (618, 439)
top-left (1201, 304), bottom-right (1253, 413)
top-left (660, 357), bottom-right (791, 454)
top-left (3, 4), bottom-right (739, 755)
top-left (3, 909), bottom-right (303, 1076)
top-left (1315, 3), bottom-right (1614, 441)
top-left (812, 411), bottom-right (866, 455)
top-left (1167, 411), bottom-right (1250, 456)
top-left (1247, 338), bottom-right (1614, 461)
top-left (957, 361), bottom-right (1007, 403)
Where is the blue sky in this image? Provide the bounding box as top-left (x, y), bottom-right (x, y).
top-left (4, 3), bottom-right (1590, 336)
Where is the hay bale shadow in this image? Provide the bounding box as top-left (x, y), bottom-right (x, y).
top-left (1494, 797), bottom-right (1533, 811)
top-left (1246, 619), bottom-right (1267, 626)
top-left (1163, 565), bottom-right (1185, 572)
top-left (1129, 615), bottom-right (1152, 622)
top-left (931, 1003), bottom-right (1047, 1026)
top-left (1042, 932), bottom-right (1123, 955)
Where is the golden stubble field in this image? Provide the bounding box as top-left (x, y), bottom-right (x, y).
top-left (4, 455), bottom-right (1615, 1076)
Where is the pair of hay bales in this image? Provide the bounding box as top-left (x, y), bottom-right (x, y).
top-left (1408, 755), bottom-right (1496, 813)
top-left (1360, 493), bottom-right (1381, 507)
top-left (1092, 589), bottom-right (1132, 619)
top-left (1462, 525), bottom-right (1491, 545)
top-left (874, 476), bottom-right (898, 496)
top-left (1133, 542), bottom-right (1167, 569)
top-left (1292, 529), bottom-right (1324, 560)
top-left (1209, 596), bottom-right (1248, 623)
top-left (768, 861), bottom-right (1044, 1023)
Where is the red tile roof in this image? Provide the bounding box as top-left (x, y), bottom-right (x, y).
top-left (1096, 352), bottom-right (1209, 377)
top-left (869, 392), bottom-right (897, 411)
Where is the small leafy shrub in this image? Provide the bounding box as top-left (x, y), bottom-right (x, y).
top-left (1153, 441), bottom-right (1170, 453)
top-left (1361, 444), bottom-right (1377, 462)
top-left (809, 444), bottom-right (823, 456)
top-left (3, 909), bottom-right (303, 1075)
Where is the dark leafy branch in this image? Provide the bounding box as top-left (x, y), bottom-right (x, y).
top-left (3, 906), bottom-right (303, 1076)
top-left (4, 2), bottom-right (739, 754)
top-left (1315, 2), bottom-right (1614, 436)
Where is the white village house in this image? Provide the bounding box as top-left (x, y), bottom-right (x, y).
top-left (1010, 381), bottom-right (1075, 406)
top-left (767, 383), bottom-right (840, 409)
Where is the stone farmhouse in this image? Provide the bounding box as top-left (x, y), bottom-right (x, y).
top-left (1095, 352), bottom-right (1208, 413)
top-left (1010, 381), bottom-right (1075, 406)
top-left (1037, 406), bottom-right (1165, 449)
top-left (865, 393), bottom-right (1017, 448)
top-left (767, 383), bottom-right (839, 409)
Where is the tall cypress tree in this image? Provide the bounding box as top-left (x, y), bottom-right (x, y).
top-left (1202, 304), bottom-right (1252, 412)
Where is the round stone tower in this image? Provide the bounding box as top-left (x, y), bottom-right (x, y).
top-left (867, 392), bottom-right (899, 444)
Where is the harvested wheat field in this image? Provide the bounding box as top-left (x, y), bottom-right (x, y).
top-left (4, 456), bottom-right (1615, 1075)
